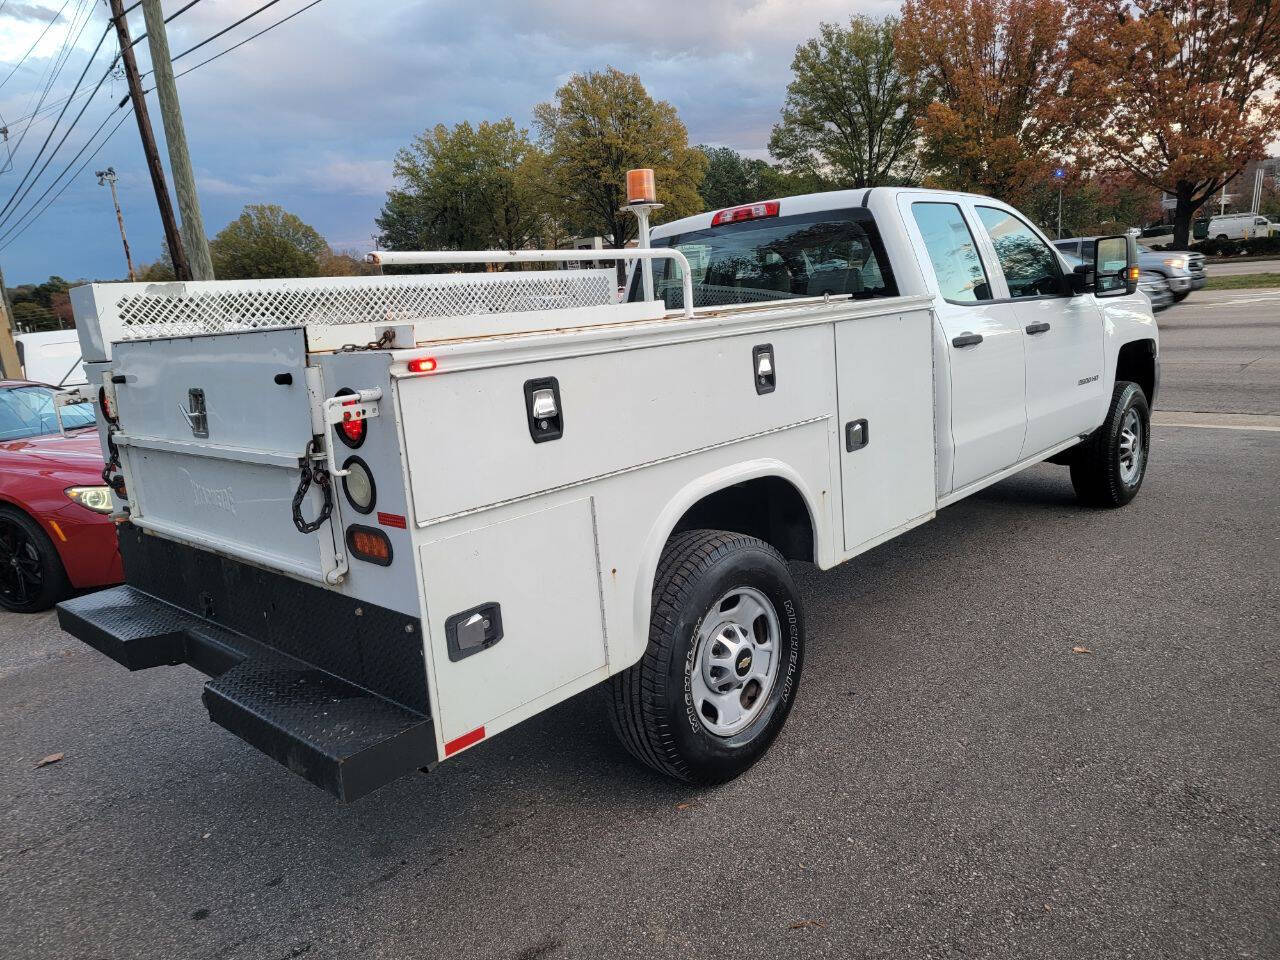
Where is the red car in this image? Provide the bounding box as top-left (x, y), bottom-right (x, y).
top-left (0, 380), bottom-right (122, 613)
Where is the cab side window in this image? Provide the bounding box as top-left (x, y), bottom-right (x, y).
top-left (975, 206), bottom-right (1066, 299)
top-left (911, 202), bottom-right (992, 303)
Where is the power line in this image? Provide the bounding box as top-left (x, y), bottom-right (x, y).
top-left (6, 0), bottom-right (96, 162)
top-left (0, 108), bottom-right (132, 253)
top-left (0, 22), bottom-right (115, 226)
top-left (1, 0), bottom-right (328, 248)
top-left (171, 0), bottom-right (289, 62)
top-left (1, 0), bottom-right (200, 129)
top-left (0, 0), bottom-right (76, 93)
top-left (172, 0), bottom-right (325, 80)
top-left (0, 104), bottom-right (127, 247)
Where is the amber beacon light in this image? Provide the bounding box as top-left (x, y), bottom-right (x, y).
top-left (626, 168), bottom-right (656, 205)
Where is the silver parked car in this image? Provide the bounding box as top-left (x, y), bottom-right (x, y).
top-left (1055, 237), bottom-right (1205, 302)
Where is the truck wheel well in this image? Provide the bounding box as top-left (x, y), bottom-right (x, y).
top-left (1116, 339), bottom-right (1157, 405)
top-left (671, 476), bottom-right (815, 563)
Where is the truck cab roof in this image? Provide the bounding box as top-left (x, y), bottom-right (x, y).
top-left (651, 186), bottom-right (997, 241)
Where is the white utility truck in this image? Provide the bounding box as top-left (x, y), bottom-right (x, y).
top-left (57, 187), bottom-right (1158, 802)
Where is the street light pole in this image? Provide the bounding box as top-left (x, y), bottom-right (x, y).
top-left (96, 167), bottom-right (136, 281)
top-left (1054, 166), bottom-right (1066, 240)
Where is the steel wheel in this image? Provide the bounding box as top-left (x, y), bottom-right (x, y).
top-left (0, 517), bottom-right (45, 608)
top-left (690, 586), bottom-right (781, 737)
top-left (1118, 407), bottom-right (1144, 486)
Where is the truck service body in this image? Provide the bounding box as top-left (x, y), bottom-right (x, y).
top-left (57, 187), bottom-right (1158, 801)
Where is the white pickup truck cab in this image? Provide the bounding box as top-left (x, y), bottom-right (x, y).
top-left (57, 187), bottom-right (1157, 801)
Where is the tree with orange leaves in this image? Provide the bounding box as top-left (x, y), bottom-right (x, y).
top-left (896, 0), bottom-right (1077, 207)
top-left (1070, 0), bottom-right (1280, 248)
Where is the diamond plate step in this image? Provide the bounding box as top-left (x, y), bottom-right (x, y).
top-left (58, 585), bottom-right (436, 802)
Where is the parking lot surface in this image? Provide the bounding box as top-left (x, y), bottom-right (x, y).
top-left (1, 293), bottom-right (1277, 960)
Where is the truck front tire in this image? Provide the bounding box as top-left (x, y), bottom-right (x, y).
top-left (1070, 381), bottom-right (1151, 508)
top-left (608, 529), bottom-right (804, 784)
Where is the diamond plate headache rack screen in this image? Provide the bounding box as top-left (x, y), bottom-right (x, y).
top-left (70, 269), bottom-right (620, 356)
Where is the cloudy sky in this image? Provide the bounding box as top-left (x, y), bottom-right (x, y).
top-left (0, 0), bottom-right (896, 285)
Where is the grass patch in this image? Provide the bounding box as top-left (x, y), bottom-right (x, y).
top-left (1205, 272), bottom-right (1280, 290)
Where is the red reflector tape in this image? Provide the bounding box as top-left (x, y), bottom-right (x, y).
top-left (444, 726), bottom-right (485, 756)
top-left (377, 511), bottom-right (407, 529)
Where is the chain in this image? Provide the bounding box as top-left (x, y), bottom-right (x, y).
top-left (292, 438), bottom-right (334, 534)
top-left (339, 329), bottom-right (396, 352)
top-left (100, 426), bottom-right (127, 496)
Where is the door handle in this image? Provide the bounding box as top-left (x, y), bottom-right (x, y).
top-left (951, 332), bottom-right (983, 348)
top-left (1025, 322), bottom-right (1051, 335)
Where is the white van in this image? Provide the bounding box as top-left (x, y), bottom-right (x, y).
top-left (1209, 212), bottom-right (1280, 241)
top-left (14, 328), bottom-right (87, 386)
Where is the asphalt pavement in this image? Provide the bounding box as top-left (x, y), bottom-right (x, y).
top-left (1156, 288), bottom-right (1280, 415)
top-left (1, 292), bottom-right (1277, 960)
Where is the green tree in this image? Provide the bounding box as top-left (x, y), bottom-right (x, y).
top-left (534, 67), bottom-right (706, 246)
top-left (11, 300), bottom-right (57, 332)
top-left (377, 119), bottom-right (550, 253)
top-left (210, 204), bottom-right (327, 280)
top-left (697, 146), bottom-right (825, 209)
top-left (770, 17), bottom-right (931, 188)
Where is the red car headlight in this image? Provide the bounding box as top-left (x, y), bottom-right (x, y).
top-left (65, 486), bottom-right (114, 514)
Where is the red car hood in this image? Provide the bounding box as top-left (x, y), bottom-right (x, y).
top-left (0, 429), bottom-right (105, 477)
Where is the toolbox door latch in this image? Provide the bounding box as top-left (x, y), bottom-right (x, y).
top-left (752, 344), bottom-right (776, 394)
top-left (445, 603), bottom-right (504, 662)
top-left (524, 377), bottom-right (563, 443)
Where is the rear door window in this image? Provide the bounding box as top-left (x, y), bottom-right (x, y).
top-left (975, 206), bottom-right (1067, 299)
top-left (910, 202), bottom-right (992, 303)
top-left (631, 209), bottom-right (898, 310)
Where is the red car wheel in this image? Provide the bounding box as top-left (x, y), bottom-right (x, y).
top-left (0, 505), bottom-right (69, 613)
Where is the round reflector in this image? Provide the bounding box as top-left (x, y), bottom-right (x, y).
top-left (341, 456), bottom-right (376, 514)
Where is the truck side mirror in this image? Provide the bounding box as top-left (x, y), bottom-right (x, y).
top-left (1094, 235), bottom-right (1138, 297)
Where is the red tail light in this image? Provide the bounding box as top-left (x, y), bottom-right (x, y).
top-left (711, 201), bottom-right (779, 227)
top-left (334, 388), bottom-right (366, 448)
top-left (340, 418), bottom-right (365, 445)
top-left (407, 357), bottom-right (437, 374)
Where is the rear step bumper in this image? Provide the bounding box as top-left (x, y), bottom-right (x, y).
top-left (58, 585), bottom-right (436, 802)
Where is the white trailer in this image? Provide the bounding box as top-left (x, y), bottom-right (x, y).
top-left (57, 187), bottom-right (1158, 801)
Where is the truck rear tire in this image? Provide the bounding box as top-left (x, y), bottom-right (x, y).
top-left (1069, 381), bottom-right (1150, 508)
top-left (608, 529), bottom-right (804, 784)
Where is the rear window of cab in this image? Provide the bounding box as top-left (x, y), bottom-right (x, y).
top-left (629, 208), bottom-right (898, 310)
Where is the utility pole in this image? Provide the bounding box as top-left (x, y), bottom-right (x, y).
top-left (0, 263), bottom-right (22, 379)
top-left (96, 166), bottom-right (136, 281)
top-left (141, 0), bottom-right (214, 280)
top-left (108, 0), bottom-right (191, 280)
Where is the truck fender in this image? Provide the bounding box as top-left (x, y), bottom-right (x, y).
top-left (625, 458), bottom-right (825, 671)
